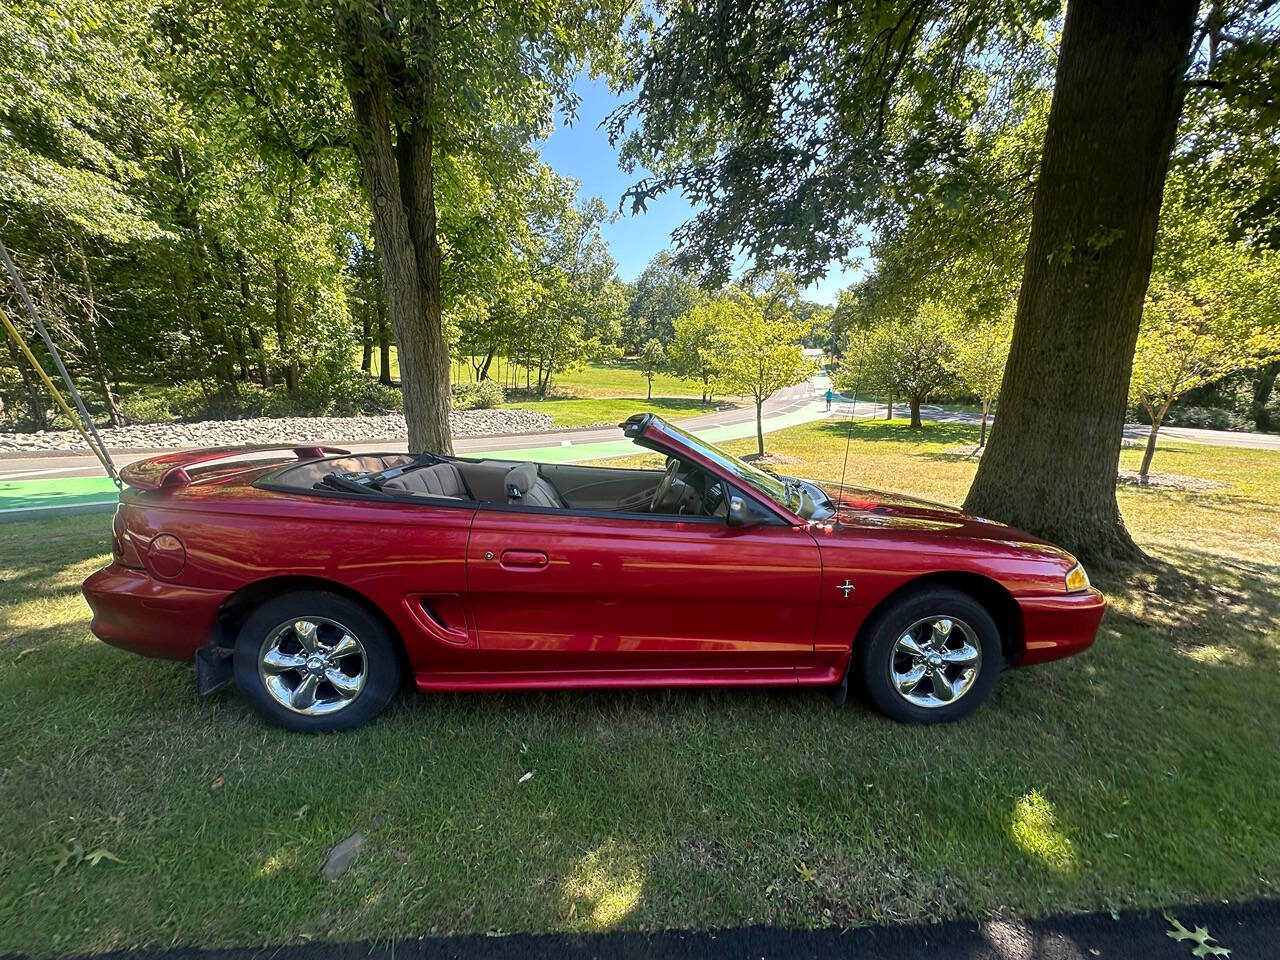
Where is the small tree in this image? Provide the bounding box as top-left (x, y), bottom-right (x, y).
top-left (639, 338), bottom-right (666, 400)
top-left (711, 294), bottom-right (815, 456)
top-left (671, 300), bottom-right (728, 401)
top-left (1129, 286), bottom-right (1245, 481)
top-left (943, 304), bottom-right (1014, 447)
top-left (840, 304), bottom-right (952, 428)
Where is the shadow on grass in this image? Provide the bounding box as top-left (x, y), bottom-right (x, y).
top-left (812, 418), bottom-right (981, 447)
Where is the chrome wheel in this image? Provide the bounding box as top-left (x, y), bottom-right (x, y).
top-left (257, 617), bottom-right (367, 716)
top-left (890, 616), bottom-right (982, 709)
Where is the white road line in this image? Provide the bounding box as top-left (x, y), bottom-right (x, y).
top-left (0, 465), bottom-right (95, 481)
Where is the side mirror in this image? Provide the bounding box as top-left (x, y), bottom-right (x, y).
top-left (727, 494), bottom-right (759, 529)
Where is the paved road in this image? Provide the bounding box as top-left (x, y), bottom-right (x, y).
top-left (0, 382), bottom-right (826, 519)
top-left (832, 396), bottom-right (1280, 451)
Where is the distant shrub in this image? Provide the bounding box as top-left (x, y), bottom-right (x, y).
top-left (1164, 406), bottom-right (1232, 430)
top-left (451, 379), bottom-right (504, 410)
top-left (120, 394), bottom-right (175, 425)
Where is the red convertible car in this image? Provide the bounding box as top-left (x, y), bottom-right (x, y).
top-left (83, 414), bottom-right (1104, 731)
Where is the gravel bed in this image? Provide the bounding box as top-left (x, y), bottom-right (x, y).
top-left (0, 408), bottom-right (556, 453)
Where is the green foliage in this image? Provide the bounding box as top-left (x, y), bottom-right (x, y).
top-left (451, 380), bottom-right (504, 411)
top-left (624, 252), bottom-right (704, 351)
top-left (838, 304), bottom-right (954, 426)
top-left (942, 302), bottom-right (1014, 423)
top-left (669, 302), bottom-right (727, 398)
top-left (117, 394), bottom-right (175, 425)
top-left (638, 338), bottom-right (665, 399)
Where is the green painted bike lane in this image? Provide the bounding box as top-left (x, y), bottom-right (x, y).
top-left (0, 400), bottom-right (828, 517)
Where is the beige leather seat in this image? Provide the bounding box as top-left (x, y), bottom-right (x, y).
top-left (505, 463), bottom-right (565, 508)
top-left (382, 463), bottom-right (469, 499)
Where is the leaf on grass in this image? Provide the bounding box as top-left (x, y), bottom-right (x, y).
top-left (85, 847), bottom-right (123, 866)
top-left (210, 776), bottom-right (225, 791)
top-left (517, 771), bottom-right (533, 785)
top-left (1166, 914), bottom-right (1231, 957)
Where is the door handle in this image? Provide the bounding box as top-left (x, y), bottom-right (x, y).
top-left (500, 549), bottom-right (549, 569)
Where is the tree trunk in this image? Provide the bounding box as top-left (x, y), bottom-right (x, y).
top-left (6, 334), bottom-right (47, 430)
top-left (962, 0), bottom-right (1196, 567)
top-left (341, 11), bottom-right (452, 454)
top-left (979, 400), bottom-right (989, 448)
top-left (247, 326), bottom-right (272, 387)
top-left (909, 396), bottom-right (921, 429)
top-left (1139, 419), bottom-right (1161, 481)
top-left (361, 302), bottom-right (373, 373)
top-left (647, 375), bottom-right (653, 400)
top-left (1250, 360), bottom-right (1279, 432)
top-left (885, 394), bottom-right (893, 420)
top-left (755, 399), bottom-right (765, 457)
top-left (273, 259), bottom-right (299, 394)
top-left (75, 241), bottom-right (124, 427)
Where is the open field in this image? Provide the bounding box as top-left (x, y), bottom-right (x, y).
top-left (1, 419), bottom-right (1278, 955)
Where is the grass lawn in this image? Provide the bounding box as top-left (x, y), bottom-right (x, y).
top-left (2, 420), bottom-right (1278, 955)
top-left (487, 358), bottom-right (722, 426)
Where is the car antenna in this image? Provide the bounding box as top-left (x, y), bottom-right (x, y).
top-left (835, 340), bottom-right (865, 513)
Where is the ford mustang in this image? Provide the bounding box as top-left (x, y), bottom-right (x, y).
top-left (82, 413), bottom-right (1105, 731)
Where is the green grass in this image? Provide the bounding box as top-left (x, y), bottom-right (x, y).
top-left (2, 420), bottom-right (1279, 955)
top-left (497, 396), bottom-right (725, 428)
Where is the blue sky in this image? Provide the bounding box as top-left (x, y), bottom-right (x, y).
top-left (538, 73), bottom-right (861, 305)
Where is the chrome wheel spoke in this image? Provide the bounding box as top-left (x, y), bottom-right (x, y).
top-left (939, 643), bottom-right (980, 669)
top-left (892, 662), bottom-right (926, 695)
top-left (261, 648), bottom-right (306, 675)
top-left (293, 619), bottom-right (320, 653)
top-left (290, 674), bottom-right (319, 711)
top-left (325, 668), bottom-right (361, 700)
top-left (896, 634), bottom-right (929, 659)
top-left (929, 619), bottom-right (953, 650)
top-left (930, 668), bottom-right (957, 703)
top-left (326, 633), bottom-right (360, 659)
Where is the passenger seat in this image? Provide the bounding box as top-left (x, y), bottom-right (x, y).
top-left (382, 462), bottom-right (469, 499)
top-left (504, 463), bottom-right (566, 508)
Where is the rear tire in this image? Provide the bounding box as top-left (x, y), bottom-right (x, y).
top-left (233, 590), bottom-right (400, 732)
top-left (856, 586), bottom-right (1002, 724)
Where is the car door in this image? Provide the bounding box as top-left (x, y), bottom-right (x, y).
top-left (464, 500), bottom-right (822, 678)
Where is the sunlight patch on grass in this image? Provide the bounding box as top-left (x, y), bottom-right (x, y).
top-left (1010, 791), bottom-right (1077, 874)
top-left (561, 840), bottom-right (645, 930)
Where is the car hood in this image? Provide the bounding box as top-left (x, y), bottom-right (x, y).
top-left (821, 484), bottom-right (1055, 550)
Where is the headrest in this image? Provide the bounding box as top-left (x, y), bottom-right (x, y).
top-left (504, 462), bottom-right (539, 498)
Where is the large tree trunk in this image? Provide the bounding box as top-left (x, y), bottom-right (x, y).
top-left (909, 397), bottom-right (921, 429)
top-left (962, 0), bottom-right (1197, 567)
top-left (377, 298), bottom-right (393, 386)
top-left (341, 11), bottom-right (452, 454)
top-left (1250, 360), bottom-right (1279, 432)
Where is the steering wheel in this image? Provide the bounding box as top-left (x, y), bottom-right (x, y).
top-left (650, 457), bottom-right (682, 513)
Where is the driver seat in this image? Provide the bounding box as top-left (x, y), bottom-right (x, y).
top-left (504, 463), bottom-right (566, 508)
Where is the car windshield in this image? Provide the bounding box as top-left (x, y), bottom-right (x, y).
top-left (655, 421), bottom-right (832, 521)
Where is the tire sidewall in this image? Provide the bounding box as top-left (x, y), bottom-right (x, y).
top-left (233, 590), bottom-right (400, 732)
top-left (857, 586), bottom-right (1002, 724)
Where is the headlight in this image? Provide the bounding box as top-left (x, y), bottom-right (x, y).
top-left (1065, 562), bottom-right (1090, 593)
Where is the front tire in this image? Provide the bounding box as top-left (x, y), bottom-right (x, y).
top-left (233, 590), bottom-right (401, 732)
top-left (856, 586), bottom-right (1002, 724)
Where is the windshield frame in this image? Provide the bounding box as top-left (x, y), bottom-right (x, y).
top-left (640, 417), bottom-right (817, 522)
